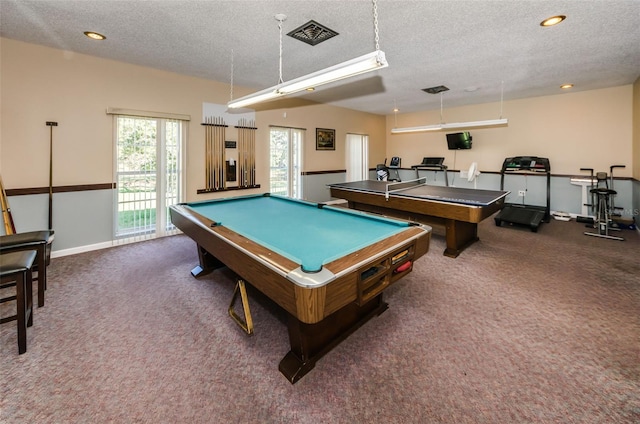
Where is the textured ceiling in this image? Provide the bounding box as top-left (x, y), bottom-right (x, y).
top-left (1, 0), bottom-right (639, 116)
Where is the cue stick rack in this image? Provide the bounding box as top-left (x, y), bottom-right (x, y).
top-left (197, 116), bottom-right (260, 194)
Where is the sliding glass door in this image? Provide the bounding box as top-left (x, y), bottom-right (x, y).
top-left (114, 115), bottom-right (185, 241)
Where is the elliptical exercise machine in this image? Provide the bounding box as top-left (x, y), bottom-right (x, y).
top-left (581, 165), bottom-right (625, 241)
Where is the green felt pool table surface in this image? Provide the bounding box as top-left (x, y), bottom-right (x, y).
top-left (185, 195), bottom-right (413, 273)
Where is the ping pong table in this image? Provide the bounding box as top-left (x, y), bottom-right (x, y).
top-left (328, 179), bottom-right (509, 258)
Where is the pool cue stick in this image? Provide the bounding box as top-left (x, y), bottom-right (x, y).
top-left (46, 121), bottom-right (57, 230)
top-left (211, 117), bottom-right (219, 190)
top-left (221, 118), bottom-right (226, 188)
top-left (245, 122), bottom-right (250, 186)
top-left (250, 123), bottom-right (255, 185)
top-left (245, 124), bottom-right (251, 186)
top-left (217, 117), bottom-right (223, 188)
top-left (211, 117), bottom-right (215, 189)
top-left (217, 117), bottom-right (221, 188)
top-left (204, 117), bottom-right (209, 189)
top-left (242, 123), bottom-right (248, 186)
top-left (214, 117), bottom-right (218, 188)
top-left (250, 122), bottom-right (255, 186)
top-left (243, 125), bottom-right (248, 186)
top-left (244, 123), bottom-right (250, 186)
top-left (213, 117), bottom-right (217, 188)
top-left (210, 117), bottom-right (215, 189)
top-left (215, 119), bottom-right (218, 188)
top-left (0, 174), bottom-right (16, 234)
top-left (213, 118), bottom-right (220, 189)
top-left (213, 118), bottom-right (217, 189)
top-left (219, 117), bottom-right (224, 188)
top-left (238, 122), bottom-right (244, 187)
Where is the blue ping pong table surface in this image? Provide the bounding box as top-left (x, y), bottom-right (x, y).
top-left (328, 180), bottom-right (509, 206)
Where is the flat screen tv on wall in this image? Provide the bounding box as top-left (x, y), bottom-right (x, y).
top-left (446, 132), bottom-right (472, 150)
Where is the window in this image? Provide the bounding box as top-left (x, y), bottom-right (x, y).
top-left (345, 133), bottom-right (369, 182)
top-left (270, 127), bottom-right (304, 198)
top-left (113, 114), bottom-right (186, 243)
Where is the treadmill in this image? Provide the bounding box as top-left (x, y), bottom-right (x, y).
top-left (411, 157), bottom-right (449, 186)
top-left (494, 156), bottom-right (551, 232)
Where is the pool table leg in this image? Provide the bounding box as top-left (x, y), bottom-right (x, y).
top-left (191, 244), bottom-right (225, 277)
top-left (279, 294), bottom-right (388, 384)
top-left (444, 219), bottom-right (479, 258)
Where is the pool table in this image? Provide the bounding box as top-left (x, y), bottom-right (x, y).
top-left (169, 194), bottom-right (431, 383)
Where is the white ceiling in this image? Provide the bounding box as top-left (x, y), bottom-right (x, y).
top-left (1, 0), bottom-right (639, 116)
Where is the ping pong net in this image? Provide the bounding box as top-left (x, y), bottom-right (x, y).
top-left (385, 177), bottom-right (427, 200)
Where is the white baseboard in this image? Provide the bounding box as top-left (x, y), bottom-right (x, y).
top-left (50, 233), bottom-right (180, 258)
top-left (51, 241), bottom-right (115, 258)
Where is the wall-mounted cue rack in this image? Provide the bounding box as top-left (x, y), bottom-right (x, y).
top-left (236, 118), bottom-right (258, 188)
top-left (197, 116), bottom-right (260, 194)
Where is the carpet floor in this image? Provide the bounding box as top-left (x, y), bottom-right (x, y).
top-left (1, 217), bottom-right (639, 423)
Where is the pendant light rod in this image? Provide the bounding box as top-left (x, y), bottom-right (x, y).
top-left (228, 0), bottom-right (388, 109)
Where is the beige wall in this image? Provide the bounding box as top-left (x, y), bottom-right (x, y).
top-left (386, 86), bottom-right (634, 176)
top-left (1, 37), bottom-right (636, 198)
top-left (257, 103), bottom-right (386, 173)
top-left (0, 38), bottom-right (386, 203)
top-left (0, 39), bottom-right (223, 197)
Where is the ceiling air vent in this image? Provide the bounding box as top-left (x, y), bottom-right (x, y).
top-left (287, 20), bottom-right (338, 46)
top-left (422, 85), bottom-right (450, 94)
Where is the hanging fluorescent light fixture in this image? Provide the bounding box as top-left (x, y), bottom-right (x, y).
top-left (391, 118), bottom-right (508, 134)
top-left (227, 86), bottom-right (286, 109)
top-left (228, 0), bottom-right (388, 109)
top-left (277, 50), bottom-right (387, 94)
top-left (391, 82), bottom-right (509, 134)
top-left (228, 51), bottom-right (387, 109)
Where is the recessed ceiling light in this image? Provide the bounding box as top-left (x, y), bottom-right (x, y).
top-left (84, 31), bottom-right (106, 40)
top-left (540, 15), bottom-right (566, 27)
top-left (560, 84), bottom-right (574, 89)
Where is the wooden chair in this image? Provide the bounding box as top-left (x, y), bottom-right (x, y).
top-left (0, 230), bottom-right (54, 307)
top-left (0, 250), bottom-right (37, 354)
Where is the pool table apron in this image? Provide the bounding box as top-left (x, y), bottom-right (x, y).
top-left (170, 204), bottom-right (430, 383)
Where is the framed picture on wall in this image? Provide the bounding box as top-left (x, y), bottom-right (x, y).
top-left (316, 128), bottom-right (335, 150)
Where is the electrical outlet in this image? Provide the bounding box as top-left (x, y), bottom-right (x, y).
top-left (459, 170), bottom-right (468, 178)
top-left (518, 190), bottom-right (526, 197)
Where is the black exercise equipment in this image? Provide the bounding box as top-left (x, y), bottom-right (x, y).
top-left (375, 159), bottom-right (389, 181)
top-left (388, 157), bottom-right (401, 182)
top-left (376, 158), bottom-right (401, 182)
top-left (411, 157), bottom-right (449, 186)
top-left (581, 165), bottom-right (625, 241)
top-left (494, 156), bottom-right (551, 232)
